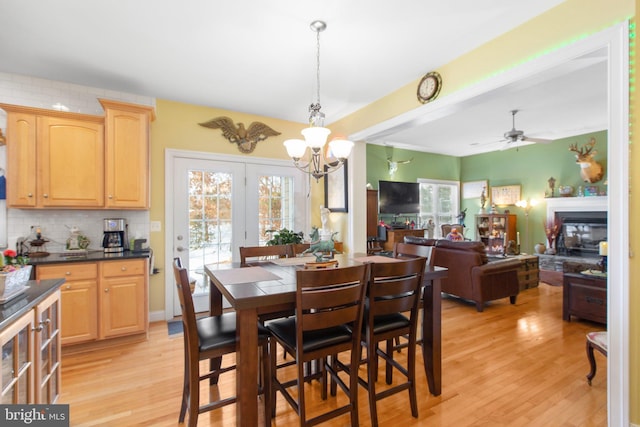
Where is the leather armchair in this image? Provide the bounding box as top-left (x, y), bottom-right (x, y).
top-left (403, 236), bottom-right (520, 312)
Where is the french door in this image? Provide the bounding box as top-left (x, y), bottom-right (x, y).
top-left (167, 151), bottom-right (308, 316)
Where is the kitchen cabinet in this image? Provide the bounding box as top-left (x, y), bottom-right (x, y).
top-left (34, 291), bottom-right (62, 404)
top-left (36, 259), bottom-right (148, 346)
top-left (0, 289), bottom-right (61, 404)
top-left (37, 263), bottom-right (98, 345)
top-left (0, 101), bottom-right (154, 209)
top-left (475, 213), bottom-right (517, 255)
top-left (1, 105), bottom-right (104, 208)
top-left (101, 99), bottom-right (154, 209)
top-left (99, 259), bottom-right (148, 338)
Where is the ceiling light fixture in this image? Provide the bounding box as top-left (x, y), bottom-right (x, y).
top-left (283, 20), bottom-right (353, 181)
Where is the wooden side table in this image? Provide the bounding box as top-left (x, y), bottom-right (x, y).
top-left (563, 272), bottom-right (607, 324)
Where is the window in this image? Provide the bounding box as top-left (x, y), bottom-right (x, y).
top-left (257, 175), bottom-right (295, 245)
top-left (418, 179), bottom-right (460, 238)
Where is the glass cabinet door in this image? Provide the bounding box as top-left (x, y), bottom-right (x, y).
top-left (35, 291), bottom-right (61, 404)
top-left (0, 311), bottom-right (34, 404)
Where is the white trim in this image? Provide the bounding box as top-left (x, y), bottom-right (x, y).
top-left (545, 196), bottom-right (608, 218)
top-left (351, 23), bottom-right (630, 426)
top-left (163, 148), bottom-right (310, 321)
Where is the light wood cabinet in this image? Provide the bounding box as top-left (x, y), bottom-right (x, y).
top-left (99, 259), bottom-right (148, 338)
top-left (38, 116), bottom-right (104, 207)
top-left (37, 263), bottom-right (98, 345)
top-left (0, 290), bottom-right (61, 404)
top-left (101, 99), bottom-right (154, 209)
top-left (5, 111), bottom-right (37, 207)
top-left (475, 213), bottom-right (517, 255)
top-left (36, 259), bottom-right (148, 346)
top-left (34, 291), bottom-right (62, 403)
top-left (0, 101), bottom-right (153, 209)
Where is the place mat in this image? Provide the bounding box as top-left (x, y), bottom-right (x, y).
top-left (353, 255), bottom-right (401, 263)
top-left (213, 267), bottom-right (282, 285)
top-left (270, 257), bottom-right (311, 266)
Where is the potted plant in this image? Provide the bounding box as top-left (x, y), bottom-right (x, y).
top-left (0, 249), bottom-right (31, 296)
top-left (264, 228), bottom-right (303, 246)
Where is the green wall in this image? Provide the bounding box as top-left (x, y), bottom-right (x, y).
top-left (366, 130), bottom-right (608, 254)
top-left (366, 144), bottom-right (461, 187)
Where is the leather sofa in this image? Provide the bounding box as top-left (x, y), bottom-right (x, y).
top-left (404, 236), bottom-right (520, 312)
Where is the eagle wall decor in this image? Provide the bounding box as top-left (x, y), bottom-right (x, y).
top-left (198, 116), bottom-right (281, 153)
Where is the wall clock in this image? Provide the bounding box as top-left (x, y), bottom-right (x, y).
top-left (417, 71), bottom-right (442, 104)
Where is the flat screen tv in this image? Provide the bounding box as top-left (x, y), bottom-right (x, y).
top-left (378, 180), bottom-right (420, 215)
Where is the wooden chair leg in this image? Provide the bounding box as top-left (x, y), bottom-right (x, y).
top-left (262, 342), bottom-right (272, 427)
top-left (586, 340), bottom-right (597, 385)
top-left (188, 364), bottom-right (200, 427)
top-left (179, 334), bottom-right (189, 423)
top-left (368, 340), bottom-right (380, 427)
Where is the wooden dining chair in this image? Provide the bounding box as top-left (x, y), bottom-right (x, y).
top-left (239, 244), bottom-right (292, 266)
top-left (267, 264), bottom-right (369, 427)
top-left (290, 242), bottom-right (311, 256)
top-left (392, 242), bottom-right (434, 348)
top-left (355, 257), bottom-right (426, 427)
top-left (172, 258), bottom-right (271, 427)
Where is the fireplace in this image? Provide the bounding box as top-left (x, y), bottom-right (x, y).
top-left (546, 196), bottom-right (608, 259)
top-left (555, 211), bottom-right (607, 257)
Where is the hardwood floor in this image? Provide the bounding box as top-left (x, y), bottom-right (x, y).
top-left (60, 283), bottom-right (607, 426)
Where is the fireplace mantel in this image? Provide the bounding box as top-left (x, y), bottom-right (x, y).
top-left (545, 196), bottom-right (607, 218)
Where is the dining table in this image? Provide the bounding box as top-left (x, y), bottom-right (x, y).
top-left (204, 253), bottom-right (447, 427)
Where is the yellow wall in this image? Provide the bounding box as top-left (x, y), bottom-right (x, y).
top-left (149, 0), bottom-right (638, 421)
top-left (148, 99), bottom-right (323, 312)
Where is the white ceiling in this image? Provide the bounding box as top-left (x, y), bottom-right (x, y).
top-left (0, 0), bottom-right (603, 157)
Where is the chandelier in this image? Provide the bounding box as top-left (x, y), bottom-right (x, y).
top-left (283, 20), bottom-right (353, 181)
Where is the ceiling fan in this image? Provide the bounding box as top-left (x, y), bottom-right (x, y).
top-left (500, 109), bottom-right (552, 148)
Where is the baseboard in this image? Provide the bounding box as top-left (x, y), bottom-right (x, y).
top-left (149, 310), bottom-right (165, 323)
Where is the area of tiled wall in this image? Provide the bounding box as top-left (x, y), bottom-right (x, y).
top-left (0, 71), bottom-right (156, 250)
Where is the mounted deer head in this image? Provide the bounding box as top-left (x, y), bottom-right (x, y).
top-left (568, 138), bottom-right (604, 183)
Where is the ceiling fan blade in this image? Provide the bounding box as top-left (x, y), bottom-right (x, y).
top-left (523, 136), bottom-right (553, 144)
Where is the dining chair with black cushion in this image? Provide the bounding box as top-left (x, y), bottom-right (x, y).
top-left (172, 257), bottom-right (271, 427)
top-left (267, 264), bottom-right (369, 427)
top-left (239, 244), bottom-right (292, 266)
top-left (391, 242), bottom-right (434, 350)
top-left (356, 257), bottom-right (426, 427)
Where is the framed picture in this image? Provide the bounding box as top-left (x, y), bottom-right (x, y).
top-left (324, 161), bottom-right (348, 212)
top-left (491, 185), bottom-right (521, 206)
top-left (584, 185), bottom-right (599, 196)
top-left (462, 180), bottom-right (488, 199)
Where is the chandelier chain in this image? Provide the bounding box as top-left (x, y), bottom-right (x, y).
top-left (315, 28), bottom-right (321, 106)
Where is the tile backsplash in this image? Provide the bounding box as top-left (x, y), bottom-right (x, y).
top-left (7, 209), bottom-right (149, 253)
top-left (0, 71), bottom-right (155, 252)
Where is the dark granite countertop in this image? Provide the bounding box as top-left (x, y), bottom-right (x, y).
top-left (28, 250), bottom-right (151, 265)
top-left (0, 278), bottom-right (65, 331)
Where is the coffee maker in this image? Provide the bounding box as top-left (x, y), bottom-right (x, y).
top-left (102, 218), bottom-right (127, 253)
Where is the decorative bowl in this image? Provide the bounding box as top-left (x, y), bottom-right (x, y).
top-left (558, 185), bottom-right (574, 197)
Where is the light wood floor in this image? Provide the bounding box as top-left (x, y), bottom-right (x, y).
top-left (60, 283), bottom-right (607, 426)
